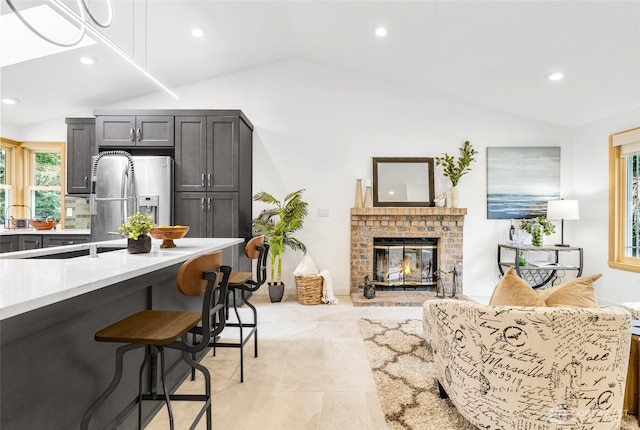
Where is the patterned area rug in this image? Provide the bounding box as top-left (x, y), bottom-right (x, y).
top-left (359, 318), bottom-right (640, 430)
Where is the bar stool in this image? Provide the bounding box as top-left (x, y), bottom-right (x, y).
top-left (81, 250), bottom-right (231, 430)
top-left (196, 236), bottom-right (268, 383)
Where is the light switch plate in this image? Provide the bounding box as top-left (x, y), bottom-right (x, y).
top-left (317, 208), bottom-right (330, 217)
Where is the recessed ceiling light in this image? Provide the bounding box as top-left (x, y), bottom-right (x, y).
top-left (545, 72), bottom-right (565, 81)
top-left (374, 25), bottom-right (389, 38)
top-left (80, 56), bottom-right (96, 65)
top-left (191, 27), bottom-right (206, 38)
top-left (2, 97), bottom-right (20, 105)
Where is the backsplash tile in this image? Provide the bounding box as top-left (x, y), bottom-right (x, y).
top-left (64, 196), bottom-right (91, 229)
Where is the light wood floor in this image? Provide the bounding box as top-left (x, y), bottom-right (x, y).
top-left (145, 293), bottom-right (423, 430)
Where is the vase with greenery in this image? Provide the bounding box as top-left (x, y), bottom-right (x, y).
top-left (520, 216), bottom-right (555, 247)
top-left (117, 211), bottom-right (154, 253)
top-left (434, 140), bottom-right (477, 207)
top-left (252, 189), bottom-right (308, 302)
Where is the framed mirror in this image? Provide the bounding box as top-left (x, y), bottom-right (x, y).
top-left (373, 157), bottom-right (435, 207)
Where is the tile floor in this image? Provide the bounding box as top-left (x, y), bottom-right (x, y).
top-left (146, 293), bottom-right (423, 430)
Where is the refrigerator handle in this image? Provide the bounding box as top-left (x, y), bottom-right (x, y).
top-left (201, 198), bottom-right (205, 212)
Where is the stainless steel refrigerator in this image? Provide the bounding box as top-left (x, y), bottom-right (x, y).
top-left (90, 152), bottom-right (173, 242)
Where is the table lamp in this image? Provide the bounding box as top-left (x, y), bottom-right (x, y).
top-left (546, 199), bottom-right (580, 247)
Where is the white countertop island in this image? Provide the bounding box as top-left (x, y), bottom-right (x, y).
top-left (0, 236), bottom-right (244, 430)
top-left (0, 237), bottom-right (243, 320)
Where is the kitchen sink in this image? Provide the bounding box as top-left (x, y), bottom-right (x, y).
top-left (26, 246), bottom-right (124, 259)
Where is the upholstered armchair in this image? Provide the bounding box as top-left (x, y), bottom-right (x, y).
top-left (423, 299), bottom-right (632, 430)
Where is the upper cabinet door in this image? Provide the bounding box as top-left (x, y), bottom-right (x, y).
top-left (174, 116), bottom-right (208, 192)
top-left (96, 115), bottom-right (174, 147)
top-left (96, 116), bottom-right (135, 147)
top-left (135, 116), bottom-right (174, 147)
top-left (66, 119), bottom-right (95, 194)
top-left (207, 116), bottom-right (239, 192)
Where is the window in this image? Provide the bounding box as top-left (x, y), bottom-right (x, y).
top-left (0, 139), bottom-right (65, 227)
top-left (30, 151), bottom-right (62, 220)
top-left (609, 127), bottom-right (640, 272)
top-left (0, 147), bottom-right (8, 225)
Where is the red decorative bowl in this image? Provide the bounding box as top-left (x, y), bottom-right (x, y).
top-left (149, 226), bottom-right (190, 248)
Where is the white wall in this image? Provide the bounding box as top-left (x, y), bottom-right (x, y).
top-left (6, 59), bottom-right (577, 298)
top-left (572, 107), bottom-right (640, 306)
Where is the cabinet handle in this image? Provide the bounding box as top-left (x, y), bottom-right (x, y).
top-left (201, 174), bottom-right (205, 187)
top-left (201, 198), bottom-right (205, 212)
top-left (207, 198), bottom-right (212, 212)
top-left (136, 128), bottom-right (142, 141)
top-left (84, 176), bottom-right (88, 186)
top-left (62, 241), bottom-right (74, 245)
top-left (207, 173), bottom-right (212, 187)
top-left (129, 128), bottom-right (135, 141)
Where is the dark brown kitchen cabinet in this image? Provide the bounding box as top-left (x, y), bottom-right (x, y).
top-left (174, 111), bottom-right (253, 272)
top-left (66, 118), bottom-right (96, 195)
top-left (174, 192), bottom-right (239, 267)
top-left (96, 115), bottom-right (174, 148)
top-left (43, 235), bottom-right (90, 247)
top-left (0, 236), bottom-right (18, 253)
top-left (174, 116), bottom-right (239, 192)
top-left (19, 235), bottom-right (42, 250)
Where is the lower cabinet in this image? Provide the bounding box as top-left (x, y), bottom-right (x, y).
top-left (43, 235), bottom-right (90, 247)
top-left (0, 236), bottom-right (18, 253)
top-left (0, 234), bottom-right (90, 253)
top-left (19, 235), bottom-right (43, 251)
top-left (174, 192), bottom-right (240, 269)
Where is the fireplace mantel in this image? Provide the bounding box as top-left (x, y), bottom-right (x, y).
top-left (350, 206), bottom-right (467, 293)
top-left (351, 207), bottom-right (467, 216)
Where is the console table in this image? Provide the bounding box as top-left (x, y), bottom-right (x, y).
top-left (497, 244), bottom-right (583, 288)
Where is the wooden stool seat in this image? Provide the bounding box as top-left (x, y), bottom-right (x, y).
top-left (95, 310), bottom-right (201, 345)
top-left (229, 271), bottom-right (252, 286)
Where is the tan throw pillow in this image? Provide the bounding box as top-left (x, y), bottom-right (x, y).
top-left (538, 274), bottom-right (601, 308)
top-left (489, 267), bottom-right (546, 306)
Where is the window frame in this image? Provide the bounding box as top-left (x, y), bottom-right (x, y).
top-left (609, 126), bottom-right (640, 272)
top-left (0, 139), bottom-right (66, 227)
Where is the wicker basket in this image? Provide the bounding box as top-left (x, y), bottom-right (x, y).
top-left (294, 275), bottom-right (324, 305)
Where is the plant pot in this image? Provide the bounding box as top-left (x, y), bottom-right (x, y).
top-left (268, 282), bottom-right (285, 303)
top-left (127, 235), bottom-right (152, 254)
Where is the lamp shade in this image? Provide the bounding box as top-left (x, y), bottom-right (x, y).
top-left (546, 199), bottom-right (580, 220)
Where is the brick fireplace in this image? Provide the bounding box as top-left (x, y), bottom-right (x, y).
top-left (350, 207), bottom-right (467, 294)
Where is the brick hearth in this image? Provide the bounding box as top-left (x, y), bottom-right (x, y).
top-left (350, 207), bottom-right (467, 294)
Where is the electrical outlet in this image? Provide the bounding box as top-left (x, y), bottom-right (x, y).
top-left (66, 208), bottom-right (73, 217)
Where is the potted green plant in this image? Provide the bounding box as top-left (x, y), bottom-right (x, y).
top-left (434, 140), bottom-right (478, 207)
top-left (252, 189), bottom-right (308, 302)
top-left (117, 211), bottom-right (154, 254)
top-left (520, 216), bottom-right (555, 247)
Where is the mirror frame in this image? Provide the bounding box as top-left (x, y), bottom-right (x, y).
top-left (372, 157), bottom-right (435, 207)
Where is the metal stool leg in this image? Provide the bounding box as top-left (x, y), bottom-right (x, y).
top-left (182, 350), bottom-right (212, 430)
top-left (81, 343), bottom-right (143, 430)
top-left (230, 294), bottom-right (245, 382)
top-left (241, 290), bottom-right (258, 358)
top-left (157, 347), bottom-right (175, 430)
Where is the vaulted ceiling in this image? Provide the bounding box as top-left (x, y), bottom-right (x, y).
top-left (2, 1), bottom-right (639, 129)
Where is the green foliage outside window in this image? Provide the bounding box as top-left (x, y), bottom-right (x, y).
top-left (0, 149), bottom-right (6, 224)
top-left (33, 153), bottom-right (61, 220)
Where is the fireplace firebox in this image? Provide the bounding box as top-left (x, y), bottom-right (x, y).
top-left (373, 237), bottom-right (437, 289)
